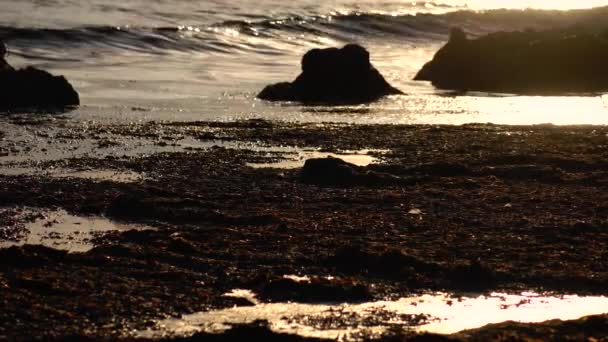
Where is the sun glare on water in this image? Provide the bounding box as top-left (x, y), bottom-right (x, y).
top-left (466, 0), bottom-right (608, 10)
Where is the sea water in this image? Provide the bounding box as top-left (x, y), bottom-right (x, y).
top-left (1, 0), bottom-right (608, 125)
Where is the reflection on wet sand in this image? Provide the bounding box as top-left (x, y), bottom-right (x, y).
top-left (247, 149), bottom-right (383, 169)
top-left (139, 290), bottom-right (608, 340)
top-left (0, 209), bottom-right (153, 252)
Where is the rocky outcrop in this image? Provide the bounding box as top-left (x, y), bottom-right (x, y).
top-left (299, 157), bottom-right (422, 187)
top-left (258, 44), bottom-right (402, 104)
top-left (0, 66), bottom-right (80, 110)
top-left (415, 27), bottom-right (608, 94)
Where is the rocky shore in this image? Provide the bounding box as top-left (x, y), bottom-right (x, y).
top-left (1, 119), bottom-right (608, 340)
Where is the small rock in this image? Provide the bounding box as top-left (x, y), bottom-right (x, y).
top-left (258, 44), bottom-right (402, 104)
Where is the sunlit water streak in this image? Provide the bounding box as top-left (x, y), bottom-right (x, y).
top-left (137, 289), bottom-right (608, 340)
top-left (0, 209), bottom-right (152, 252)
top-left (246, 149), bottom-right (381, 169)
top-left (465, 0), bottom-right (608, 10)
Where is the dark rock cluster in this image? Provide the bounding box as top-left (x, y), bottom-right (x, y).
top-left (415, 27), bottom-right (608, 94)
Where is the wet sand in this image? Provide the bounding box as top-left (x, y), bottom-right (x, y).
top-left (1, 119), bottom-right (608, 340)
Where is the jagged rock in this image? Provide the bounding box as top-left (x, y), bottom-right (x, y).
top-left (299, 157), bottom-right (413, 187)
top-left (0, 66), bottom-right (79, 110)
top-left (415, 27), bottom-right (608, 94)
top-left (300, 157), bottom-right (360, 186)
top-left (258, 44), bottom-right (402, 104)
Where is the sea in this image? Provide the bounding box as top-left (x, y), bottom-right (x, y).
top-left (2, 0), bottom-right (608, 125)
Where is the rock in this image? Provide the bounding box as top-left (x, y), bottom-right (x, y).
top-left (0, 66), bottom-right (80, 110)
top-left (328, 246), bottom-right (440, 280)
top-left (300, 157), bottom-right (420, 187)
top-left (414, 27), bottom-right (608, 94)
top-left (258, 44), bottom-right (402, 104)
top-left (300, 157), bottom-right (360, 186)
top-left (446, 260), bottom-right (496, 291)
top-left (0, 41), bottom-right (12, 72)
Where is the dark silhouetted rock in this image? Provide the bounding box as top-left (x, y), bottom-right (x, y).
top-left (300, 157), bottom-right (360, 186)
top-left (415, 27), bottom-right (608, 94)
top-left (328, 245), bottom-right (440, 280)
top-left (300, 157), bottom-right (423, 187)
top-left (446, 260), bottom-right (497, 291)
top-left (0, 66), bottom-right (79, 110)
top-left (0, 41), bottom-right (12, 72)
top-left (258, 44), bottom-right (402, 104)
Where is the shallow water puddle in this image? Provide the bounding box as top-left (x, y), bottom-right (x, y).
top-left (0, 209), bottom-right (152, 252)
top-left (0, 167), bottom-right (143, 183)
top-left (138, 290), bottom-right (608, 340)
top-left (247, 149), bottom-right (382, 169)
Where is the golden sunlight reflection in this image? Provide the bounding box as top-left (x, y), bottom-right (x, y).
top-left (368, 94), bottom-right (608, 126)
top-left (247, 149), bottom-right (380, 169)
top-left (465, 0), bottom-right (608, 10)
top-left (0, 209), bottom-right (152, 253)
top-left (138, 291), bottom-right (608, 339)
top-left (410, 292), bottom-right (608, 334)
top-left (460, 95), bottom-right (608, 125)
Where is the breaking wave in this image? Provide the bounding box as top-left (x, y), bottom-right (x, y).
top-left (2, 6), bottom-right (607, 56)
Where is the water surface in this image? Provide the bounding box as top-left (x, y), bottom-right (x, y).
top-left (2, 0), bottom-right (608, 125)
top-left (0, 209), bottom-right (152, 252)
top-left (139, 289), bottom-right (608, 340)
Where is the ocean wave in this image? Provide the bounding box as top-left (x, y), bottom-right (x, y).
top-left (2, 6), bottom-right (607, 56)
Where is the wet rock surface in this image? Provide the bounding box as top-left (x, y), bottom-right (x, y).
top-left (0, 66), bottom-right (79, 110)
top-left (300, 157), bottom-right (409, 187)
top-left (415, 27), bottom-right (608, 94)
top-left (1, 120), bottom-right (608, 340)
top-left (258, 44), bottom-right (402, 104)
